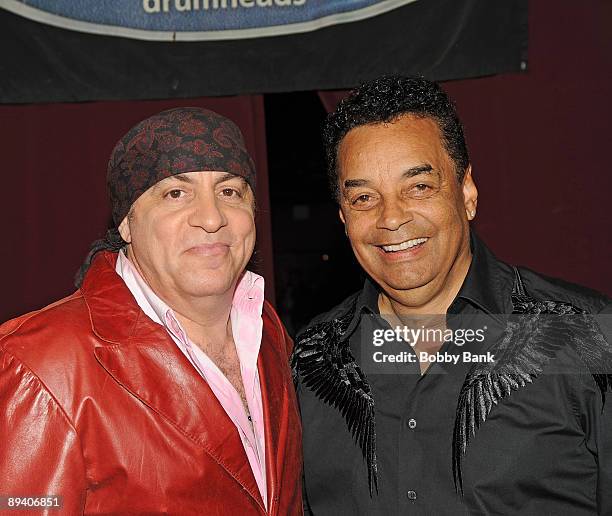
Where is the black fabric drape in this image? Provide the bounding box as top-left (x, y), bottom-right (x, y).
top-left (0, 0), bottom-right (527, 104)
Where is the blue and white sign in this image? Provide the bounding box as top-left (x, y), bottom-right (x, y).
top-left (0, 0), bottom-right (419, 41)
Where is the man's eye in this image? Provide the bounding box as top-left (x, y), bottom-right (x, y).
top-left (352, 194), bottom-right (372, 205)
top-left (165, 189), bottom-right (184, 199)
top-left (221, 188), bottom-right (241, 197)
top-left (409, 183), bottom-right (436, 198)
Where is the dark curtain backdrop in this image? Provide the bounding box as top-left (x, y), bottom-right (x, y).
top-left (319, 0), bottom-right (612, 297)
top-left (0, 95), bottom-right (274, 321)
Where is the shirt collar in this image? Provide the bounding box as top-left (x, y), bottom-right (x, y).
top-left (451, 231), bottom-right (513, 315)
top-left (115, 249), bottom-right (168, 326)
top-left (346, 230), bottom-right (513, 337)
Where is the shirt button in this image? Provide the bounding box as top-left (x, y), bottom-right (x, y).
top-left (406, 490), bottom-right (417, 501)
top-left (408, 418), bottom-right (417, 429)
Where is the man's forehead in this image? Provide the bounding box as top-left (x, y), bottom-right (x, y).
top-left (338, 115), bottom-right (449, 174)
top-left (153, 171), bottom-right (246, 188)
top-left (342, 164), bottom-right (441, 190)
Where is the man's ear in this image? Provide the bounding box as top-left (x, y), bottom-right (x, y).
top-left (338, 208), bottom-right (350, 237)
top-left (118, 216), bottom-right (132, 243)
top-left (462, 165), bottom-right (478, 220)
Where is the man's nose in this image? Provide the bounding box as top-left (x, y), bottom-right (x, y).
top-left (376, 198), bottom-right (414, 231)
top-left (188, 193), bottom-right (227, 233)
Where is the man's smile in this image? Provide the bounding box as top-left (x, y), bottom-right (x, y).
top-left (376, 237), bottom-right (429, 253)
top-left (185, 242), bottom-right (231, 256)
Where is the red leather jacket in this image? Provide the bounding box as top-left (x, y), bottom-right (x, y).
top-left (0, 252), bottom-right (303, 515)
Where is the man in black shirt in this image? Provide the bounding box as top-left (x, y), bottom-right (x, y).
top-left (292, 76), bottom-right (612, 515)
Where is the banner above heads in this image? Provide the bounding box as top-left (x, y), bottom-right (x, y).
top-left (0, 0), bottom-right (528, 104)
top-left (1, 0), bottom-right (420, 40)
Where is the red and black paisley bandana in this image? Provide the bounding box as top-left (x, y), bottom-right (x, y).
top-left (107, 107), bottom-right (256, 225)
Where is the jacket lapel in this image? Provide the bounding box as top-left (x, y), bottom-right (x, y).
top-left (258, 303), bottom-right (292, 513)
top-left (83, 252), bottom-right (265, 511)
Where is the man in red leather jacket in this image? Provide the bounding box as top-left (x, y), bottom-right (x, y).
top-left (0, 108), bottom-right (302, 515)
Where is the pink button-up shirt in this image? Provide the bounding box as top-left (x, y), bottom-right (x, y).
top-left (115, 251), bottom-right (268, 506)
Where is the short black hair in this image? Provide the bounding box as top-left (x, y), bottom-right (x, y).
top-left (322, 75), bottom-right (470, 200)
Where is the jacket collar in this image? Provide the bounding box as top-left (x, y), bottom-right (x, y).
top-left (81, 251), bottom-right (142, 344)
top-left (82, 251), bottom-right (286, 512)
